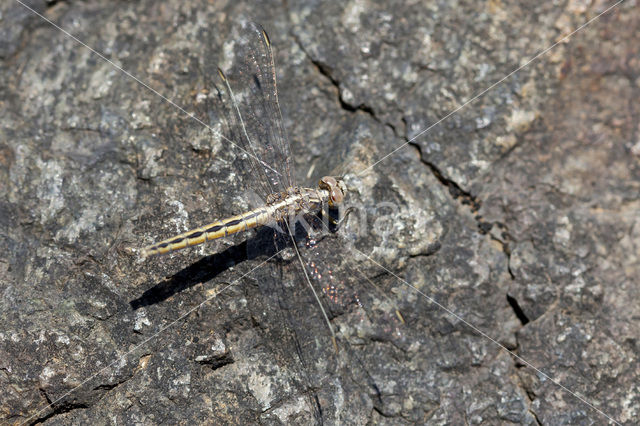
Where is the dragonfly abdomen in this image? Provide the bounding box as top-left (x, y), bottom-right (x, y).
top-left (141, 206), bottom-right (274, 257)
top-left (141, 187), bottom-right (328, 257)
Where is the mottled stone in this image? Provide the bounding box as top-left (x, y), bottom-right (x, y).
top-left (1, 0), bottom-right (637, 424)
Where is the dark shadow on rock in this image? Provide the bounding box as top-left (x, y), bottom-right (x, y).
top-left (128, 204), bottom-right (342, 310)
top-left (129, 227), bottom-right (282, 310)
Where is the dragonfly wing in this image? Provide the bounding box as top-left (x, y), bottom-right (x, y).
top-left (212, 22), bottom-right (295, 201)
top-left (296, 218), bottom-right (407, 347)
top-left (250, 212), bottom-right (405, 355)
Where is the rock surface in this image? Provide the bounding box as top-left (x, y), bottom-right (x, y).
top-left (1, 0), bottom-right (638, 424)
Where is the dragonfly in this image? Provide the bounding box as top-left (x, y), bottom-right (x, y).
top-left (140, 22), bottom-right (403, 353)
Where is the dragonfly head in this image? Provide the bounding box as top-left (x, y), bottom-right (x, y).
top-left (319, 176), bottom-right (347, 207)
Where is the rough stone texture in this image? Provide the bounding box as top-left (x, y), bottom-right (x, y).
top-left (1, 0), bottom-right (638, 424)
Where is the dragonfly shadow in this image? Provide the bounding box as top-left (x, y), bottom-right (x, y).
top-left (129, 228), bottom-right (280, 310)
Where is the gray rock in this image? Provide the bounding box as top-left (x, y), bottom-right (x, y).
top-left (1, 0), bottom-right (637, 424)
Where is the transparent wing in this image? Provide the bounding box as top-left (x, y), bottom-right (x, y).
top-left (251, 210), bottom-right (405, 357)
top-left (215, 21), bottom-right (295, 201)
top-left (298, 220), bottom-right (406, 347)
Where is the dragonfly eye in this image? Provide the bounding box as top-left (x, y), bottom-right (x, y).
top-left (319, 176), bottom-right (337, 188)
top-left (319, 176), bottom-right (342, 205)
top-left (330, 188), bottom-right (344, 204)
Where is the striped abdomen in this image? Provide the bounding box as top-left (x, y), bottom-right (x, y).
top-left (141, 188), bottom-right (326, 257)
top-left (141, 206), bottom-right (274, 257)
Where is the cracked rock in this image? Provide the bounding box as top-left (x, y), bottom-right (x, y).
top-left (1, 0), bottom-right (638, 424)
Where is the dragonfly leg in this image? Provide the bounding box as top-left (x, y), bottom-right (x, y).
top-left (330, 206), bottom-right (357, 231)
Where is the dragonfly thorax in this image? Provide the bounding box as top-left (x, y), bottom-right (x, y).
top-left (261, 176), bottom-right (346, 223)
